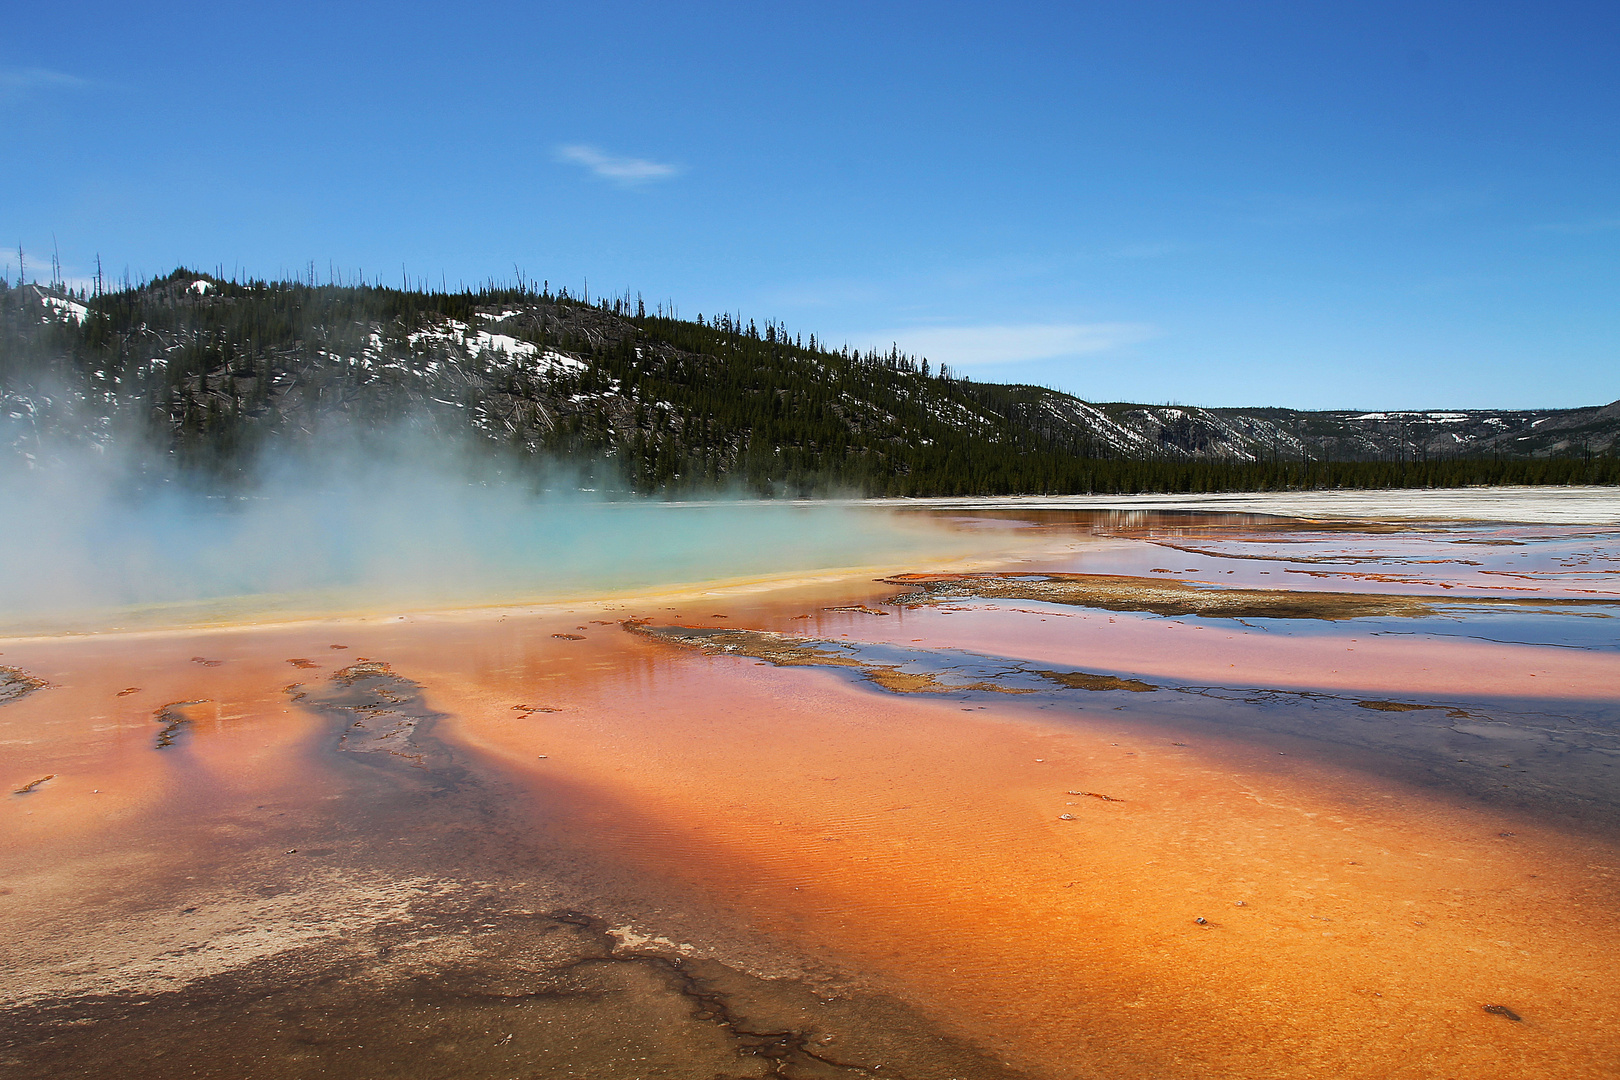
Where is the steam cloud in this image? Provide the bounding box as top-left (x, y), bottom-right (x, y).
top-left (0, 423), bottom-right (952, 632)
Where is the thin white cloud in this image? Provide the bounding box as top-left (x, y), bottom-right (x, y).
top-left (555, 144), bottom-right (679, 186)
top-left (0, 67), bottom-right (89, 101)
top-left (869, 323), bottom-right (1158, 367)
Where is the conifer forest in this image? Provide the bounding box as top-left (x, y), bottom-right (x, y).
top-left (4, 269), bottom-right (1616, 495)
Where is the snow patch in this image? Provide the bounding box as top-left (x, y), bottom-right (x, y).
top-left (537, 349), bottom-right (588, 376)
top-left (469, 330), bottom-right (537, 358)
top-left (40, 296), bottom-right (90, 324)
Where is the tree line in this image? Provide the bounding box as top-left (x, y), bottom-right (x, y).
top-left (2, 270), bottom-right (1613, 496)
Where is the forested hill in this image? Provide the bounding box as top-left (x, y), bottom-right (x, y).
top-left (3, 270), bottom-right (1616, 495)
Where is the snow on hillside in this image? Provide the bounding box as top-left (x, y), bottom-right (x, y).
top-left (40, 295), bottom-right (90, 324)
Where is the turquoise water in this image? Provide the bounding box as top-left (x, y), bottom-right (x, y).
top-left (0, 453), bottom-right (965, 632)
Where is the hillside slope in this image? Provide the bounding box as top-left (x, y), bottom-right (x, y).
top-left (3, 271), bottom-right (1615, 494)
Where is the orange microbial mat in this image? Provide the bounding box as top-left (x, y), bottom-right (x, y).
top-left (3, 509), bottom-right (1618, 1079)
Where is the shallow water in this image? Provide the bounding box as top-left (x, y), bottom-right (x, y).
top-left (3, 504), bottom-right (1619, 1078)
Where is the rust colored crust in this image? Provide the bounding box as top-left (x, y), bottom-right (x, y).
top-left (882, 572), bottom-right (1614, 621)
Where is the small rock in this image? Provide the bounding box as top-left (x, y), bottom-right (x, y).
top-left (1194, 917), bottom-right (1208, 925)
top-left (1482, 1004), bottom-right (1522, 1022)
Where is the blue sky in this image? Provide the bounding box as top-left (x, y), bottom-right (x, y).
top-left (4, 1), bottom-right (1616, 409)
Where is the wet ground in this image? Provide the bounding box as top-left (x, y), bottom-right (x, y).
top-left (3, 504), bottom-right (1619, 1078)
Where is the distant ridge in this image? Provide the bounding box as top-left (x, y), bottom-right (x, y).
top-left (3, 269), bottom-right (1615, 495)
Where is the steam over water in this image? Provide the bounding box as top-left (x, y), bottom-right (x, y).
top-left (0, 434), bottom-right (961, 631)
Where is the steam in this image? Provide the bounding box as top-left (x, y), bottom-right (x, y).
top-left (0, 424), bottom-right (957, 633)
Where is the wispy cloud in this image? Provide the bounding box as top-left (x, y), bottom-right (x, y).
top-left (1536, 217), bottom-right (1620, 235)
top-left (1, 245), bottom-right (99, 293)
top-left (0, 66), bottom-right (89, 101)
top-left (555, 144), bottom-right (679, 186)
top-left (870, 323), bottom-right (1158, 367)
top-left (762, 279), bottom-right (882, 308)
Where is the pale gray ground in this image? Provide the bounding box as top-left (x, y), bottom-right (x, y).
top-left (859, 486), bottom-right (1620, 524)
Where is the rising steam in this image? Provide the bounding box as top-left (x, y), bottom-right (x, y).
top-left (0, 422), bottom-right (958, 632)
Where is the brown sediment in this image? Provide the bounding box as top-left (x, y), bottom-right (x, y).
top-left (1151, 540), bottom-right (1396, 564)
top-left (302, 660), bottom-right (441, 762)
top-left (640, 624), bottom-right (1028, 694)
top-left (285, 657), bottom-right (320, 669)
top-left (1034, 669), bottom-right (1158, 693)
top-left (334, 659), bottom-right (391, 682)
top-left (883, 571), bottom-right (1618, 619)
top-left (1285, 569), bottom-right (1483, 586)
top-left (152, 699), bottom-right (212, 748)
top-left (1150, 539), bottom-right (1485, 567)
top-left (628, 625), bottom-right (1108, 696)
top-left (1356, 700), bottom-right (1442, 713)
top-left (867, 668), bottom-right (1029, 694)
top-left (1, 665), bottom-right (47, 705)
